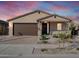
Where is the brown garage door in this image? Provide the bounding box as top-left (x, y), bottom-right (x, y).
top-left (13, 23), bottom-right (38, 36)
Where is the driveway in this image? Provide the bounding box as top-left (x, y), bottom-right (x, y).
top-left (0, 36), bottom-right (38, 44)
top-left (0, 44), bottom-right (59, 58)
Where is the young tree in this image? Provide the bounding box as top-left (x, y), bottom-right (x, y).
top-left (58, 32), bottom-right (66, 48)
top-left (57, 32), bottom-right (71, 48)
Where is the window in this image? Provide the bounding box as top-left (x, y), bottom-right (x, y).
top-left (0, 25), bottom-right (2, 32)
top-left (57, 23), bottom-right (62, 30)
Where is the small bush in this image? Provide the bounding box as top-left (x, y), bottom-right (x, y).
top-left (53, 34), bottom-right (59, 38)
top-left (40, 35), bottom-right (49, 44)
top-left (42, 41), bottom-right (48, 43)
top-left (41, 48), bottom-right (48, 52)
top-left (65, 32), bottom-right (71, 39)
top-left (40, 35), bottom-right (49, 40)
top-left (77, 48), bottom-right (79, 50)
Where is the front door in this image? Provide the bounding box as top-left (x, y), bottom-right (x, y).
top-left (42, 23), bottom-right (47, 35)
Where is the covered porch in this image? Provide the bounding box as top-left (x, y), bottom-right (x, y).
top-left (37, 15), bottom-right (71, 36)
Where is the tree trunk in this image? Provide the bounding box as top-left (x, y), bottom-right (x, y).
top-left (59, 40), bottom-right (61, 48)
top-left (63, 41), bottom-right (65, 48)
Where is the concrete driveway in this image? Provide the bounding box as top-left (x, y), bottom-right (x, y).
top-left (0, 44), bottom-right (59, 58)
top-left (0, 44), bottom-right (34, 57)
top-left (0, 36), bottom-right (38, 44)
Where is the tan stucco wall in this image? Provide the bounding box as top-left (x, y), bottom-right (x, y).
top-left (41, 16), bottom-right (69, 22)
top-left (9, 21), bottom-right (13, 36)
top-left (62, 22), bottom-right (68, 30)
top-left (12, 12), bottom-right (49, 23)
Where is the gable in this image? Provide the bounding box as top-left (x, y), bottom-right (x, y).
top-left (8, 10), bottom-right (51, 23)
top-left (38, 15), bottom-right (71, 22)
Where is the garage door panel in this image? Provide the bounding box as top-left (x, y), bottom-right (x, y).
top-left (13, 23), bottom-right (38, 36)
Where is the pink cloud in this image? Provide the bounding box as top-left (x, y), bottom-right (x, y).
top-left (0, 1), bottom-right (38, 20)
top-left (3, 1), bottom-right (38, 11)
top-left (24, 1), bottom-right (38, 10)
top-left (51, 5), bottom-right (70, 11)
top-left (0, 15), bottom-right (12, 20)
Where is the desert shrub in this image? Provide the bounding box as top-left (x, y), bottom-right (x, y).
top-left (53, 34), bottom-right (59, 38)
top-left (40, 35), bottom-right (49, 40)
top-left (53, 31), bottom-right (71, 39)
top-left (41, 48), bottom-right (48, 52)
top-left (77, 48), bottom-right (79, 50)
top-left (65, 33), bottom-right (71, 39)
top-left (42, 40), bottom-right (48, 43)
top-left (40, 35), bottom-right (49, 44)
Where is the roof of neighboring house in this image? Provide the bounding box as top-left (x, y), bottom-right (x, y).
top-left (0, 20), bottom-right (8, 26)
top-left (8, 10), bottom-right (52, 21)
top-left (72, 20), bottom-right (79, 25)
top-left (37, 14), bottom-right (72, 22)
top-left (0, 20), bottom-right (8, 23)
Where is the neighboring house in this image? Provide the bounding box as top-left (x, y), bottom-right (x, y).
top-left (72, 20), bottom-right (79, 35)
top-left (0, 20), bottom-right (8, 35)
top-left (8, 10), bottom-right (72, 36)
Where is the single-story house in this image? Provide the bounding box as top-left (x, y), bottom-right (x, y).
top-left (0, 20), bottom-right (8, 35)
top-left (8, 10), bottom-right (72, 36)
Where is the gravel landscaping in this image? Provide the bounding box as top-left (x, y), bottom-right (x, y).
top-left (33, 47), bottom-right (79, 54)
top-left (0, 36), bottom-right (79, 57)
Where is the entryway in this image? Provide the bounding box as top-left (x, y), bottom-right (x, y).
top-left (42, 23), bottom-right (47, 35)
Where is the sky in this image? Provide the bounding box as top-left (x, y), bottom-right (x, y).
top-left (0, 1), bottom-right (79, 21)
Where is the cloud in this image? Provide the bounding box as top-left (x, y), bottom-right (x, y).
top-left (51, 5), bottom-right (70, 11)
top-left (2, 1), bottom-right (38, 11)
top-left (0, 1), bottom-right (78, 21)
top-left (0, 1), bottom-right (38, 20)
